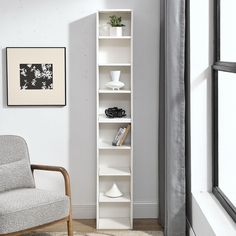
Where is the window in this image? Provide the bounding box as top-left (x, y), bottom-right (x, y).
top-left (213, 0), bottom-right (236, 222)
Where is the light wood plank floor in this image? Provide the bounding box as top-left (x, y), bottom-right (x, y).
top-left (37, 219), bottom-right (163, 232)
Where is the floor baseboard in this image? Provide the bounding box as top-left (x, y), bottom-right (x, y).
top-left (72, 201), bottom-right (158, 219)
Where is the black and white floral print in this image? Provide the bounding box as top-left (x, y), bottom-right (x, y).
top-left (20, 64), bottom-right (53, 90)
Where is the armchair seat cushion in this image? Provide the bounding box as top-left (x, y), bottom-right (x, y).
top-left (0, 188), bottom-right (70, 234)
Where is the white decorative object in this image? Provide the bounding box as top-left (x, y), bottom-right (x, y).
top-left (105, 81), bottom-right (125, 90)
top-left (110, 27), bottom-right (122, 36)
top-left (105, 71), bottom-right (124, 90)
top-left (110, 70), bottom-right (121, 82)
top-left (105, 183), bottom-right (123, 198)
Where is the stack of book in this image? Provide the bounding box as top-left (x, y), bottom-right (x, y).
top-left (112, 124), bottom-right (131, 146)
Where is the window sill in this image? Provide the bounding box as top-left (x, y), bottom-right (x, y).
top-left (192, 191), bottom-right (236, 236)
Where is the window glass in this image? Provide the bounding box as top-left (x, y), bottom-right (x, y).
top-left (218, 71), bottom-right (236, 206)
top-left (221, 0), bottom-right (236, 62)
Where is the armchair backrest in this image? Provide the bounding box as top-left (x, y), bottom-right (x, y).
top-left (0, 135), bottom-right (35, 193)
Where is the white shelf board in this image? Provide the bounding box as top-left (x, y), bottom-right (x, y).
top-left (98, 218), bottom-right (131, 229)
top-left (98, 114), bottom-right (131, 123)
top-left (99, 36), bottom-right (131, 39)
top-left (99, 193), bottom-right (131, 202)
top-left (99, 89), bottom-right (131, 94)
top-left (98, 63), bottom-right (131, 67)
top-left (99, 9), bottom-right (132, 13)
top-left (99, 141), bottom-right (131, 150)
top-left (99, 166), bottom-right (131, 176)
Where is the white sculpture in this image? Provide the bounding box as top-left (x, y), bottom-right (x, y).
top-left (105, 182), bottom-right (123, 198)
top-left (105, 70), bottom-right (124, 90)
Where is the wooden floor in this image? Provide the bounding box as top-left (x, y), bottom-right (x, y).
top-left (38, 219), bottom-right (163, 232)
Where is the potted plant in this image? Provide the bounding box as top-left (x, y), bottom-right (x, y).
top-left (108, 15), bottom-right (125, 36)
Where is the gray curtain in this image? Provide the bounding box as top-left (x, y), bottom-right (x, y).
top-left (158, 0), bottom-right (186, 235)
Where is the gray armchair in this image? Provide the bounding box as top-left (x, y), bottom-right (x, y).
top-left (0, 135), bottom-right (73, 235)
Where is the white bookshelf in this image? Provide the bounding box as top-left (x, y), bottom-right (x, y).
top-left (96, 9), bottom-right (133, 229)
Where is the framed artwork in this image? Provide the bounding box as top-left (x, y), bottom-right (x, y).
top-left (6, 47), bottom-right (66, 106)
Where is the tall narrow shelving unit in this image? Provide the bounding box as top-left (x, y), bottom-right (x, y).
top-left (96, 9), bottom-right (133, 229)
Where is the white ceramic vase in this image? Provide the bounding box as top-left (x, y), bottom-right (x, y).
top-left (105, 70), bottom-right (124, 90)
top-left (110, 27), bottom-right (122, 37)
top-left (105, 183), bottom-right (123, 198)
top-left (110, 70), bottom-right (121, 82)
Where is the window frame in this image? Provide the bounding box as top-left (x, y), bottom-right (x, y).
top-left (212, 0), bottom-right (236, 223)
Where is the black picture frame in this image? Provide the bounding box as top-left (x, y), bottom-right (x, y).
top-left (6, 47), bottom-right (66, 106)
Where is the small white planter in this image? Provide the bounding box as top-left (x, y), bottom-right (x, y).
top-left (110, 27), bottom-right (123, 37)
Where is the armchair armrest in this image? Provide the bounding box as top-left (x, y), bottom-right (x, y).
top-left (31, 164), bottom-right (73, 235)
top-left (31, 164), bottom-right (71, 197)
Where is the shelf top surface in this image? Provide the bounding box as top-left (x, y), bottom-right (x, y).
top-left (98, 9), bottom-right (132, 13)
top-left (99, 90), bottom-right (131, 94)
top-left (98, 63), bottom-right (131, 67)
top-left (99, 141), bottom-right (131, 150)
top-left (98, 218), bottom-right (131, 230)
top-left (98, 115), bottom-right (132, 123)
top-left (99, 192), bottom-right (131, 202)
top-left (99, 36), bottom-right (131, 39)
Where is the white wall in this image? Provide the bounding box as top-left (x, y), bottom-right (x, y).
top-left (0, 0), bottom-right (159, 218)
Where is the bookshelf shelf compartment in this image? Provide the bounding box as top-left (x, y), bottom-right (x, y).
top-left (99, 66), bottom-right (131, 91)
top-left (99, 123), bottom-right (131, 147)
top-left (99, 149), bottom-right (131, 170)
top-left (99, 176), bottom-right (130, 196)
top-left (99, 93), bottom-right (131, 118)
top-left (98, 40), bottom-right (131, 65)
top-left (99, 10), bottom-right (132, 37)
top-left (96, 9), bottom-right (133, 230)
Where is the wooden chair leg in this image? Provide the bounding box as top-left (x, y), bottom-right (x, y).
top-left (67, 214), bottom-right (73, 236)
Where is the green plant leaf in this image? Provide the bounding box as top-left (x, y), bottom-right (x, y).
top-left (107, 15), bottom-right (125, 27)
